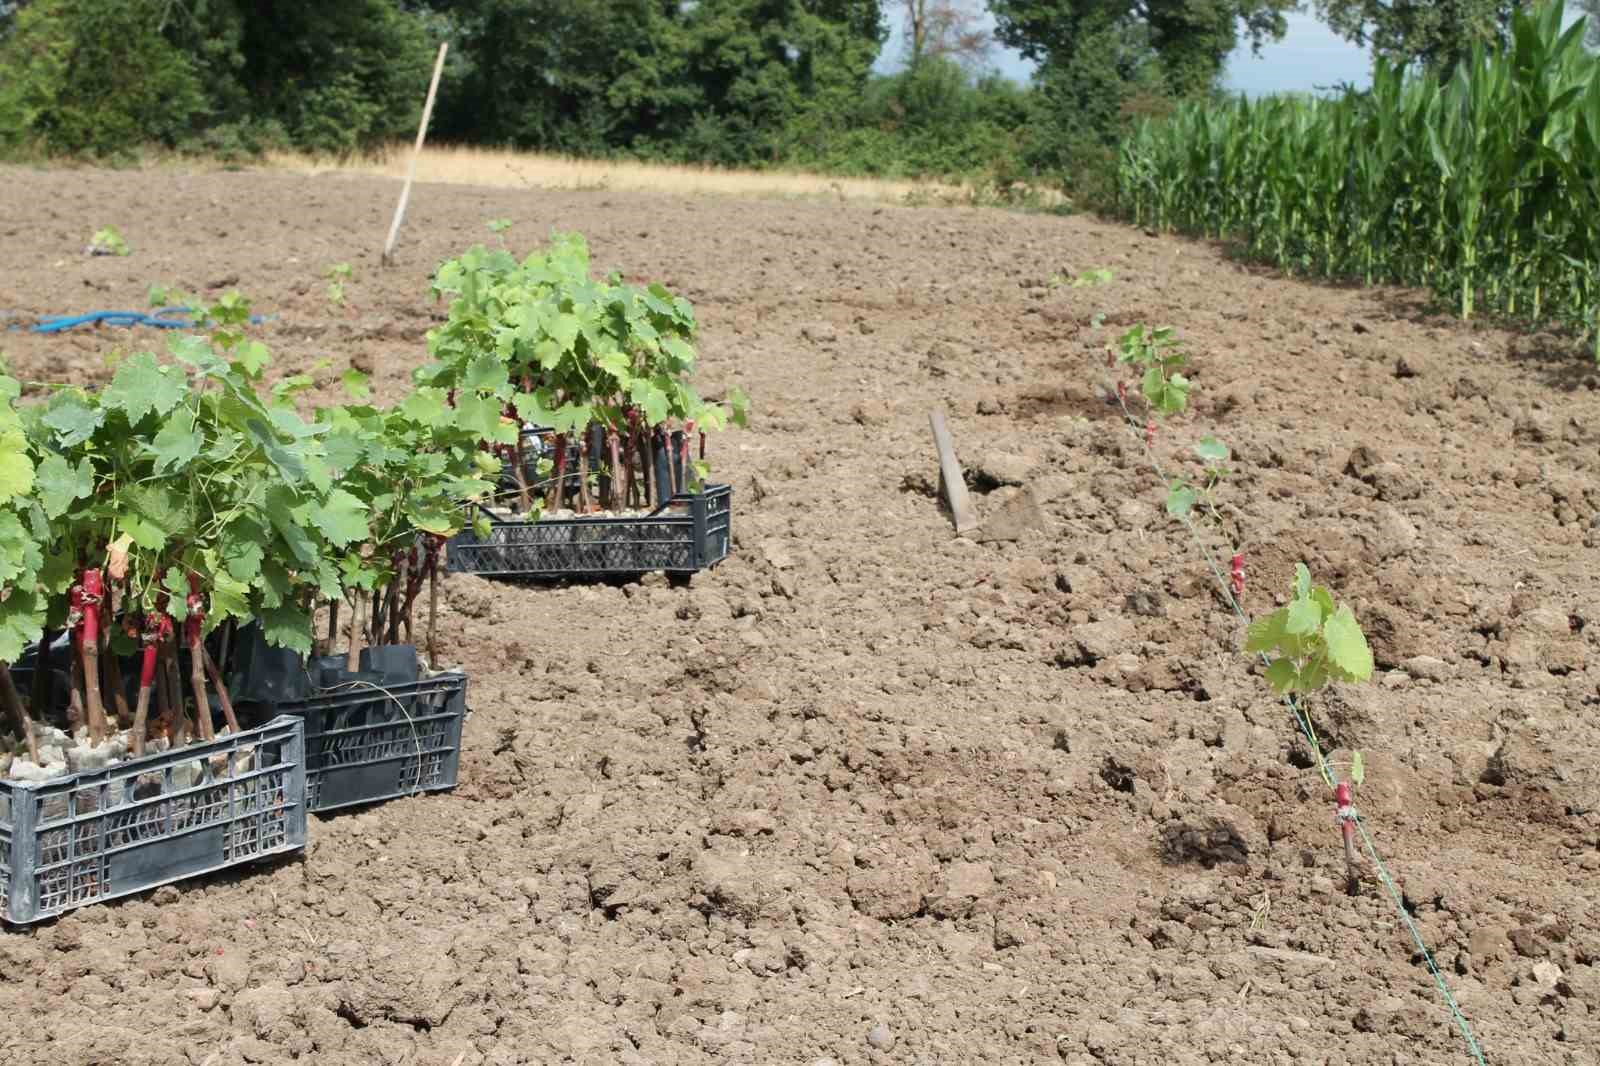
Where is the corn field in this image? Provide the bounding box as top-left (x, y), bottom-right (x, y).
top-left (1116, 1), bottom-right (1600, 361)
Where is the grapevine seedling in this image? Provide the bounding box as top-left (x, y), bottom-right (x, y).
top-left (1245, 563), bottom-right (1375, 696)
top-left (1049, 267), bottom-right (1115, 289)
top-left (1115, 324), bottom-right (1190, 417)
top-left (325, 263), bottom-right (353, 307)
top-left (1165, 436), bottom-right (1231, 531)
top-left (88, 226), bottom-right (130, 257)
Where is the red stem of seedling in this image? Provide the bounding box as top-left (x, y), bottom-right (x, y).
top-left (1336, 781), bottom-right (1359, 892)
top-left (186, 574), bottom-right (215, 742)
top-left (131, 615), bottom-right (165, 756)
top-left (683, 419), bottom-right (695, 492)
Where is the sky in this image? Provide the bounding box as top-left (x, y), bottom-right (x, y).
top-left (875, 7), bottom-right (1377, 96)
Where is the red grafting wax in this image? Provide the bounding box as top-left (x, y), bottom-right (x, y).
top-left (185, 573), bottom-right (204, 646)
top-left (1335, 780), bottom-right (1358, 877)
top-left (1145, 420), bottom-right (1156, 447)
top-left (138, 622), bottom-right (159, 688)
top-left (1230, 553), bottom-right (1246, 598)
top-left (80, 569), bottom-right (103, 644)
top-left (1116, 380), bottom-right (1127, 405)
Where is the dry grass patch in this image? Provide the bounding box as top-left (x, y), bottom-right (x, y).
top-left (268, 143), bottom-right (968, 204)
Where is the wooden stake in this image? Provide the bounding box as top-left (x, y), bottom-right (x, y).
top-left (929, 409), bottom-right (980, 534)
top-left (382, 42), bottom-right (449, 267)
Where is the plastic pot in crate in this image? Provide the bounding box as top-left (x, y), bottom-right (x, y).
top-left (0, 715), bottom-right (307, 926)
top-left (228, 633), bottom-right (468, 814)
top-left (445, 483), bottom-right (732, 581)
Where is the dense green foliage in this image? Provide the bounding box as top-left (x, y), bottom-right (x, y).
top-left (0, 0), bottom-right (1292, 186)
top-left (1117, 1), bottom-right (1600, 357)
top-left (0, 0), bottom-right (434, 158)
top-left (1313, 0), bottom-right (1531, 72)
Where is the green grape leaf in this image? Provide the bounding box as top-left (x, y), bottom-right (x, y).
top-left (265, 488), bottom-right (319, 566)
top-left (1263, 657), bottom-right (1297, 693)
top-left (208, 570), bottom-right (253, 625)
top-left (0, 432), bottom-right (34, 504)
top-left (1293, 562), bottom-right (1312, 600)
top-left (1165, 482), bottom-right (1198, 518)
top-left (102, 351), bottom-right (187, 422)
top-left (34, 453), bottom-right (93, 519)
top-left (342, 369), bottom-right (371, 400)
top-left (1350, 750), bottom-right (1366, 786)
top-left (631, 381), bottom-right (670, 426)
top-left (150, 409), bottom-right (203, 473)
top-left (162, 567), bottom-right (192, 622)
top-left (400, 389), bottom-right (447, 428)
top-left (260, 603), bottom-right (313, 655)
top-left (727, 386), bottom-right (750, 428)
top-left (223, 532), bottom-right (265, 585)
top-left (550, 403), bottom-right (592, 434)
top-left (1323, 606), bottom-right (1374, 682)
top-left (0, 510), bottom-right (38, 585)
top-left (1194, 437), bottom-right (1228, 463)
top-left (1244, 610), bottom-right (1287, 654)
top-left (41, 393), bottom-right (104, 447)
top-left (306, 489), bottom-right (369, 547)
top-left (463, 354), bottom-right (509, 392)
top-left (1285, 596), bottom-right (1322, 637)
top-left (0, 585), bottom-right (46, 664)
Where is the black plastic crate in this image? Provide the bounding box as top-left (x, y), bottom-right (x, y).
top-left (445, 483), bottom-right (732, 580)
top-left (0, 715), bottom-right (307, 925)
top-left (269, 673), bottom-right (468, 813)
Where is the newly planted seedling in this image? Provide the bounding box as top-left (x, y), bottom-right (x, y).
top-left (1049, 267), bottom-right (1115, 289)
top-left (325, 263), bottom-right (353, 307)
top-left (1115, 324), bottom-right (1190, 418)
top-left (88, 226), bottom-right (130, 257)
top-left (1165, 436), bottom-right (1231, 530)
top-left (1245, 563), bottom-right (1375, 696)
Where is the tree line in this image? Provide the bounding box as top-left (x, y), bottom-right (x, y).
top-left (0, 0), bottom-right (1587, 192)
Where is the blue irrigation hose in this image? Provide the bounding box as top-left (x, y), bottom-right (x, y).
top-left (14, 307), bottom-right (270, 334)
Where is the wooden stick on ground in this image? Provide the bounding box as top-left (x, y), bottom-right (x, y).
top-left (928, 409), bottom-right (980, 535)
top-left (381, 42), bottom-right (448, 267)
